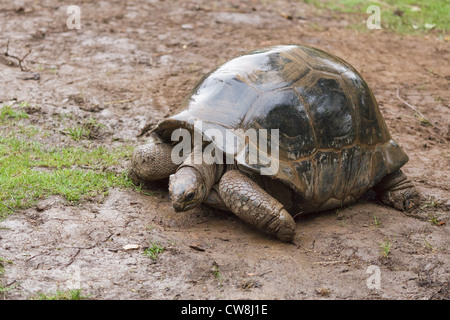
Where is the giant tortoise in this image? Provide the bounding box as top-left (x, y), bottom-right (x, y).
top-left (129, 44), bottom-right (419, 242)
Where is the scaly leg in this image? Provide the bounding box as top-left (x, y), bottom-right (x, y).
top-left (218, 170), bottom-right (296, 242)
top-left (129, 140), bottom-right (179, 184)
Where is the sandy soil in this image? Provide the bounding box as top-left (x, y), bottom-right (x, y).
top-left (0, 0), bottom-right (448, 300)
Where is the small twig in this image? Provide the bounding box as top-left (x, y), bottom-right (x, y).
top-left (77, 165), bottom-right (101, 170)
top-left (104, 98), bottom-right (138, 105)
top-left (292, 211), bottom-right (303, 219)
top-left (396, 88), bottom-right (433, 127)
top-left (137, 121), bottom-right (156, 137)
top-left (188, 244), bottom-right (206, 252)
top-left (313, 259), bottom-right (356, 265)
top-left (4, 39), bottom-right (32, 71)
top-left (246, 270), bottom-right (272, 277)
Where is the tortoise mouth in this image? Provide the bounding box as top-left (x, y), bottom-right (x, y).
top-left (169, 171), bottom-right (206, 213)
top-left (172, 200), bottom-right (198, 212)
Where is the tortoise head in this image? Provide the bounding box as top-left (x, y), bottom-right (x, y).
top-left (169, 167), bottom-right (207, 212)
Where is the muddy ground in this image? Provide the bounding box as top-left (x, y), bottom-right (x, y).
top-left (0, 0), bottom-right (448, 300)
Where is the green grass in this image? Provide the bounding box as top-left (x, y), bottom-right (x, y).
top-left (212, 264), bottom-right (222, 280)
top-left (63, 126), bottom-right (91, 141)
top-left (420, 200), bottom-right (439, 210)
top-left (143, 242), bottom-right (165, 260)
top-left (0, 103), bottom-right (136, 219)
top-left (0, 257), bottom-right (14, 297)
top-left (0, 131), bottom-right (134, 219)
top-left (380, 239), bottom-right (392, 258)
top-left (63, 118), bottom-right (108, 141)
top-left (423, 238), bottom-right (434, 251)
top-left (428, 213), bottom-right (442, 226)
top-left (33, 289), bottom-right (89, 300)
top-left (373, 215), bottom-right (382, 227)
top-left (0, 283), bottom-right (15, 296)
top-left (0, 105), bottom-right (29, 121)
top-left (212, 262), bottom-right (223, 286)
top-left (302, 0), bottom-right (449, 34)
top-left (0, 257), bottom-right (13, 276)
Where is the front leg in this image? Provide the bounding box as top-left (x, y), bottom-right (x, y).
top-left (218, 170), bottom-right (296, 242)
top-left (129, 138), bottom-right (179, 184)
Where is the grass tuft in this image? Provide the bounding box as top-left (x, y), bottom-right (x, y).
top-left (64, 126), bottom-right (91, 141)
top-left (302, 0), bottom-right (449, 34)
top-left (0, 105), bottom-right (29, 121)
top-left (143, 242), bottom-right (165, 260)
top-left (379, 239), bottom-right (392, 258)
top-left (0, 132), bottom-right (134, 219)
top-left (33, 289), bottom-right (90, 300)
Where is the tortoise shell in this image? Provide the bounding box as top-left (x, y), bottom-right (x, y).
top-left (154, 45), bottom-right (409, 212)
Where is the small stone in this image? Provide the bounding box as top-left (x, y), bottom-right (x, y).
top-left (36, 199), bottom-right (55, 212)
top-left (315, 287), bottom-right (331, 297)
top-left (123, 244), bottom-right (140, 251)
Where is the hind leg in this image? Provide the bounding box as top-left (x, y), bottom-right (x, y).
top-left (129, 139), bottom-right (179, 184)
top-left (374, 170), bottom-right (420, 212)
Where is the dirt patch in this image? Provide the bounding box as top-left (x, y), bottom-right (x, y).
top-left (0, 0), bottom-right (448, 299)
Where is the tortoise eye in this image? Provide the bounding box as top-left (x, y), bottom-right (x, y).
top-left (184, 191), bottom-right (195, 202)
